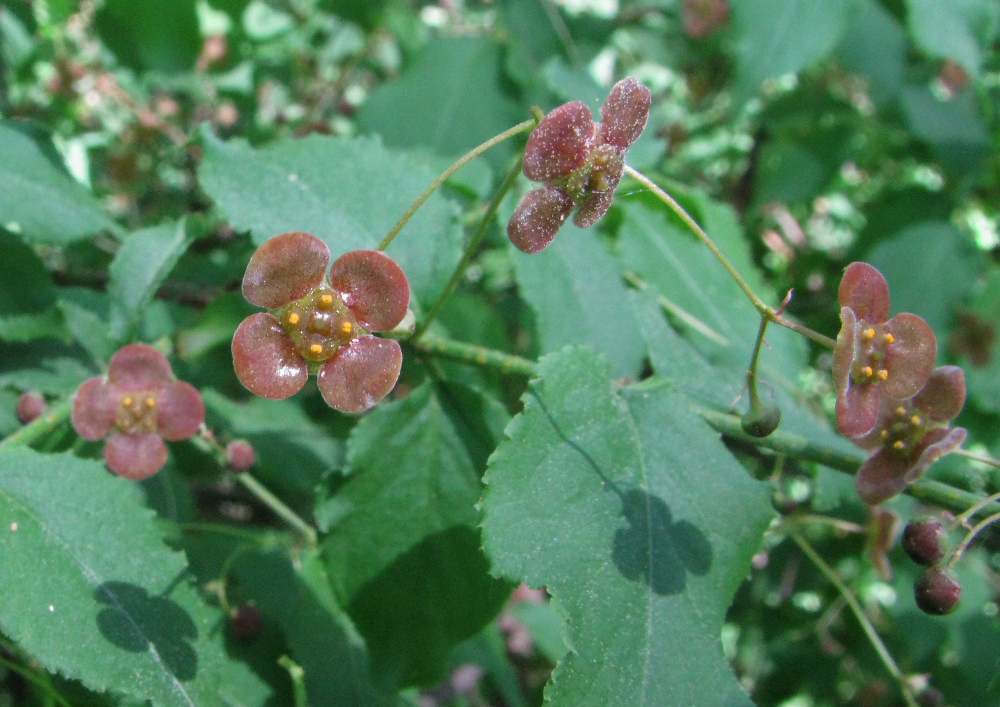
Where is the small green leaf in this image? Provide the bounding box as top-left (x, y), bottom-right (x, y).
top-left (319, 382), bottom-right (509, 686)
top-left (0, 448), bottom-right (241, 705)
top-left (57, 299), bottom-right (116, 367)
top-left (730, 0), bottom-right (862, 100)
top-left (511, 222), bottom-right (647, 380)
top-left (0, 122), bottom-right (114, 245)
top-left (108, 220), bottom-right (195, 343)
top-left (197, 130), bottom-right (464, 310)
top-left (482, 347), bottom-right (772, 705)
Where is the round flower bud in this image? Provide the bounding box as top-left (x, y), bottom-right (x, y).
top-left (229, 604), bottom-right (263, 641)
top-left (901, 518), bottom-right (946, 566)
top-left (16, 392), bottom-right (46, 424)
top-left (741, 402), bottom-right (781, 438)
top-left (914, 567), bottom-right (960, 615)
top-left (225, 440), bottom-right (256, 472)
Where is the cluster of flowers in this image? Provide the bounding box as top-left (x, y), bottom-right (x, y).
top-left (833, 262), bottom-right (967, 507)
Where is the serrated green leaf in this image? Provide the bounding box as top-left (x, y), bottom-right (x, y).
top-left (197, 130), bottom-right (464, 310)
top-left (319, 382), bottom-right (509, 686)
top-left (0, 448), bottom-right (243, 705)
top-left (730, 0), bottom-right (862, 100)
top-left (904, 0), bottom-right (1000, 77)
top-left (510, 223), bottom-right (647, 380)
top-left (481, 347), bottom-right (773, 705)
top-left (0, 122), bottom-right (114, 245)
top-left (357, 36), bottom-right (523, 167)
top-left (108, 220), bottom-right (195, 343)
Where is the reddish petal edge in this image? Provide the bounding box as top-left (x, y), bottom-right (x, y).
top-left (157, 381), bottom-right (205, 441)
top-left (107, 344), bottom-right (173, 389)
top-left (104, 431), bottom-right (168, 480)
top-left (232, 313), bottom-right (308, 400)
top-left (507, 186), bottom-right (574, 254)
top-left (599, 77), bottom-right (651, 150)
top-left (838, 262), bottom-right (890, 323)
top-left (523, 101), bottom-right (597, 182)
top-left (317, 336), bottom-right (402, 414)
top-left (72, 377), bottom-right (117, 440)
top-left (242, 232), bottom-right (330, 309)
top-left (328, 250), bottom-right (410, 332)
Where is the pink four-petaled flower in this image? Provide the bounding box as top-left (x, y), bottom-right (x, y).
top-left (507, 77), bottom-right (652, 254)
top-left (72, 344), bottom-right (204, 480)
top-left (232, 232), bottom-right (409, 413)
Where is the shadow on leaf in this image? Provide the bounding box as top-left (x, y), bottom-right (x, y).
top-left (612, 489), bottom-right (712, 595)
top-left (94, 581), bottom-right (198, 680)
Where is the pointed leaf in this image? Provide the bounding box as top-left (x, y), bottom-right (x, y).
top-left (481, 347), bottom-right (773, 705)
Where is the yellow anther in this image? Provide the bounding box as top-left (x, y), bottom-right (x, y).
top-left (310, 344), bottom-right (323, 354)
top-left (122, 396), bottom-right (133, 407)
top-left (861, 365), bottom-right (873, 377)
top-left (341, 322), bottom-right (353, 335)
top-left (862, 327), bottom-right (876, 340)
top-left (876, 369), bottom-right (888, 381)
top-left (319, 294), bottom-right (334, 307)
top-left (911, 415), bottom-right (922, 426)
top-left (895, 406), bottom-right (906, 416)
top-left (880, 429), bottom-right (889, 439)
top-left (883, 333), bottom-right (895, 345)
top-left (145, 397), bottom-right (156, 408)
top-left (287, 313), bottom-right (300, 325)
top-left (892, 440), bottom-right (905, 450)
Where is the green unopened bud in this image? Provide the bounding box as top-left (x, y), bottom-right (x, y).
top-left (741, 402), bottom-right (781, 438)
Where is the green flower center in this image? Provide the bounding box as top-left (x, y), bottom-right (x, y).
top-left (116, 392), bottom-right (158, 433)
top-left (879, 404), bottom-right (927, 458)
top-left (850, 323), bottom-right (895, 385)
top-left (279, 286), bottom-right (363, 362)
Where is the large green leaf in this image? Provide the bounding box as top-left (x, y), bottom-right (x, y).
top-left (510, 222), bottom-right (647, 380)
top-left (95, 0), bottom-right (201, 74)
top-left (318, 382), bottom-right (510, 686)
top-left (357, 36), bottom-right (523, 166)
top-left (197, 130), bottom-right (464, 309)
top-left (730, 0), bottom-right (862, 100)
top-left (904, 0), bottom-right (1000, 76)
top-left (835, 0), bottom-right (907, 106)
top-left (481, 347), bottom-right (773, 705)
top-left (0, 448), bottom-right (246, 705)
top-left (108, 220), bottom-right (195, 343)
top-left (0, 122), bottom-right (114, 245)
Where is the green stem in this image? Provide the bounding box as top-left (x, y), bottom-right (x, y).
top-left (377, 119), bottom-right (536, 252)
top-left (234, 473), bottom-right (317, 547)
top-left (278, 656), bottom-right (308, 707)
top-left (0, 397), bottom-right (73, 450)
top-left (408, 332), bottom-right (537, 377)
top-left (785, 527), bottom-right (919, 707)
top-left (951, 491), bottom-right (1000, 529)
top-left (622, 270), bottom-right (731, 346)
top-left (945, 510), bottom-right (1000, 571)
top-left (746, 315), bottom-right (769, 403)
top-left (412, 154), bottom-right (525, 340)
top-left (953, 447), bottom-right (1000, 468)
top-left (622, 166), bottom-right (836, 349)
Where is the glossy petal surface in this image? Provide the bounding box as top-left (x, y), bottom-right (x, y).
top-left (599, 77), bottom-right (651, 149)
top-left (882, 313), bottom-right (936, 399)
top-left (317, 336), bottom-right (402, 413)
top-left (523, 102), bottom-right (596, 182)
top-left (836, 380), bottom-right (881, 439)
top-left (912, 365), bottom-right (965, 423)
top-left (328, 250), bottom-right (409, 332)
top-left (573, 184), bottom-right (617, 228)
top-left (838, 262), bottom-right (890, 323)
top-left (104, 432), bottom-right (168, 480)
top-left (72, 378), bottom-right (117, 440)
top-left (507, 186), bottom-right (574, 254)
top-left (242, 231), bottom-right (329, 309)
top-left (107, 344), bottom-right (172, 389)
top-left (156, 381), bottom-right (205, 441)
top-left (232, 313), bottom-right (308, 399)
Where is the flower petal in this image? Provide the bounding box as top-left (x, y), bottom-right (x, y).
top-left (328, 250), bottom-right (409, 332)
top-left (832, 306), bottom-right (859, 395)
top-left (104, 432), bottom-right (167, 480)
top-left (317, 336), bottom-right (402, 413)
top-left (72, 377), bottom-right (117, 440)
top-left (523, 101), bottom-right (597, 182)
top-left (836, 380), bottom-right (881, 439)
top-left (599, 77), bottom-right (651, 150)
top-left (573, 182), bottom-right (618, 228)
top-left (232, 313), bottom-right (308, 399)
top-left (882, 312), bottom-right (936, 399)
top-left (156, 381), bottom-right (205, 441)
top-left (912, 366), bottom-right (966, 423)
top-left (908, 427), bottom-right (967, 484)
top-left (855, 448), bottom-right (913, 506)
top-left (838, 262), bottom-right (890, 323)
top-left (507, 186), bottom-right (574, 254)
top-left (242, 232), bottom-right (330, 309)
top-left (107, 344), bottom-right (173, 390)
